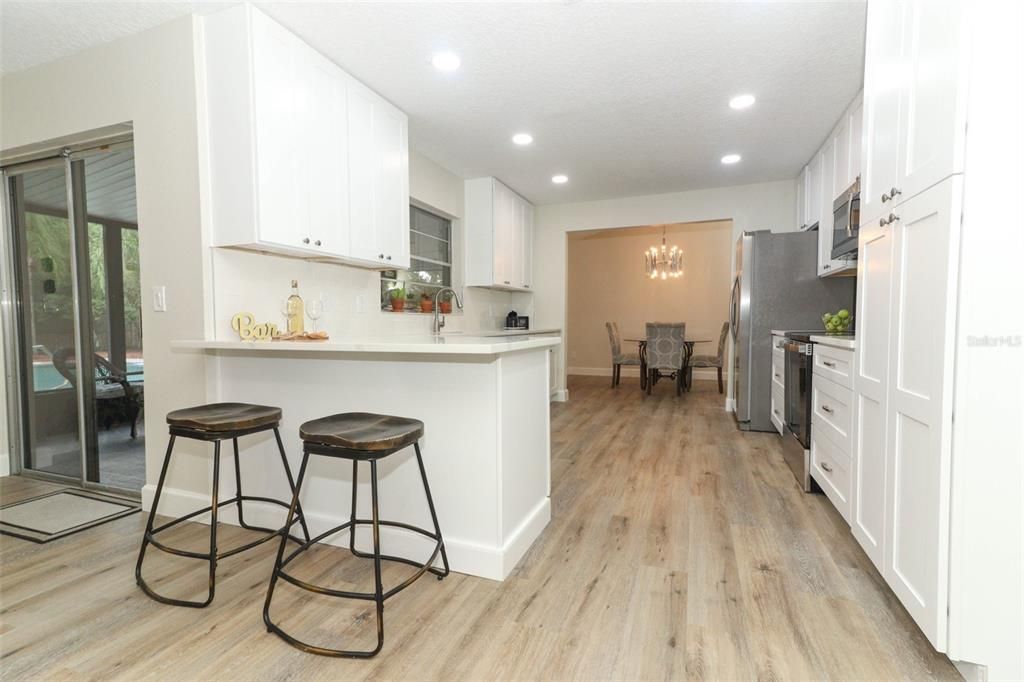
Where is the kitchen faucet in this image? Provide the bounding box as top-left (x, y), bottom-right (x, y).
top-left (432, 287), bottom-right (463, 334)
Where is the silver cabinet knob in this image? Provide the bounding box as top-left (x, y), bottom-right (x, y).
top-left (378, 253), bottom-right (385, 259)
top-left (881, 193), bottom-right (889, 203)
top-left (887, 212), bottom-right (899, 224)
top-left (302, 237), bottom-right (310, 244)
top-left (889, 187), bottom-right (902, 200)
top-left (314, 239), bottom-right (322, 247)
top-left (824, 264), bottom-right (831, 270)
top-left (386, 255), bottom-right (391, 261)
top-left (879, 216), bottom-right (888, 227)
top-left (821, 462), bottom-right (834, 473)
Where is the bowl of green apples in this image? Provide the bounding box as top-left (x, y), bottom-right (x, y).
top-left (821, 309), bottom-right (852, 334)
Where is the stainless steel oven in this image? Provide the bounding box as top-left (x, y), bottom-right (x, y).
top-left (782, 333), bottom-right (814, 491)
top-left (831, 179), bottom-right (860, 260)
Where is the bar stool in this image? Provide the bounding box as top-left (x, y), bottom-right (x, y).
top-left (263, 412), bottom-right (449, 658)
top-left (136, 402), bottom-right (311, 608)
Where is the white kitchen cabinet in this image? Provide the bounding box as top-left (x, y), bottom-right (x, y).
top-left (811, 343), bottom-right (856, 524)
top-left (860, 0), bottom-right (905, 228)
top-left (832, 93), bottom-right (864, 201)
top-left (806, 152), bottom-right (823, 230)
top-left (202, 5), bottom-right (408, 269)
top-left (465, 177), bottom-right (534, 291)
top-left (882, 175), bottom-right (962, 649)
top-left (347, 79), bottom-right (410, 269)
top-left (817, 99), bottom-right (859, 278)
top-left (770, 334), bottom-right (786, 436)
top-left (860, 0), bottom-right (967, 228)
top-left (796, 165), bottom-right (808, 231)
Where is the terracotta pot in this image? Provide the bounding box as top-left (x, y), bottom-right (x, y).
top-left (390, 297), bottom-right (405, 312)
top-left (420, 299), bottom-right (434, 313)
top-left (440, 301), bottom-right (452, 314)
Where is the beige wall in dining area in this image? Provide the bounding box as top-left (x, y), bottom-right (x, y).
top-left (566, 220), bottom-right (732, 377)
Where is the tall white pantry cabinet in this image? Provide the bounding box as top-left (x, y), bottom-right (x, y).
top-left (853, 2), bottom-right (1022, 678)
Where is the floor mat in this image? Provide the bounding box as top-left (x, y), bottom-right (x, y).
top-left (0, 489), bottom-right (140, 543)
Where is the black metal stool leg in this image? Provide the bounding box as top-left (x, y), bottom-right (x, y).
top-left (349, 459), bottom-right (359, 555)
top-left (413, 442), bottom-right (450, 577)
top-left (263, 449), bottom-right (310, 631)
top-left (232, 437), bottom-right (247, 528)
top-left (273, 427), bottom-right (311, 544)
top-left (369, 460), bottom-right (385, 655)
top-left (205, 440), bottom-right (222, 606)
top-left (135, 435), bottom-right (176, 588)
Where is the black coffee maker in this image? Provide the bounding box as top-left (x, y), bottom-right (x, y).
top-left (505, 311), bottom-right (529, 329)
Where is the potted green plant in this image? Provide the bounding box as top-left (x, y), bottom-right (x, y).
top-left (420, 293), bottom-right (434, 313)
top-left (389, 286), bottom-right (406, 312)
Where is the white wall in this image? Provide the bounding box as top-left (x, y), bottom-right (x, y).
top-left (0, 16), bottom-right (211, 493)
top-left (533, 179), bottom-right (796, 402)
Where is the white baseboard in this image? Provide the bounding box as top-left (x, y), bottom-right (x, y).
top-left (725, 398), bottom-right (735, 412)
top-left (550, 389), bottom-right (569, 402)
top-left (141, 484), bottom-right (548, 582)
top-left (568, 365), bottom-right (719, 380)
top-left (952, 660), bottom-right (987, 682)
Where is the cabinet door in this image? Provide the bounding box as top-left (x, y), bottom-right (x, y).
top-left (347, 82), bottom-right (379, 263)
top-left (251, 15), bottom-right (309, 251)
top-left (522, 202), bottom-right (534, 289)
top-left (860, 0), bottom-right (905, 227)
top-left (833, 116), bottom-right (851, 200)
top-left (304, 52), bottom-right (348, 257)
top-left (373, 100), bottom-right (409, 269)
top-left (852, 203), bottom-right (893, 572)
top-left (883, 176), bottom-right (961, 650)
top-left (818, 141), bottom-right (836, 276)
top-left (849, 97), bottom-right (863, 186)
top-left (493, 182), bottom-right (516, 287)
top-left (796, 165), bottom-right (808, 230)
top-left (807, 152), bottom-right (823, 229)
top-left (512, 197), bottom-right (525, 288)
top-left (895, 0), bottom-right (967, 203)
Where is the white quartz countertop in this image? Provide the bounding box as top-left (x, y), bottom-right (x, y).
top-left (172, 333), bottom-right (561, 356)
top-left (469, 327), bottom-right (561, 337)
top-left (810, 334), bottom-right (856, 350)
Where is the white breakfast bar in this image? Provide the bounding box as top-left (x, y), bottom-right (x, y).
top-left (169, 334), bottom-right (560, 581)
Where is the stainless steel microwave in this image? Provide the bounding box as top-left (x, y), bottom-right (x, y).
top-left (831, 179), bottom-right (860, 260)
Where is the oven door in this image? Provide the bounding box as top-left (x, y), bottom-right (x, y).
top-left (831, 190), bottom-right (860, 259)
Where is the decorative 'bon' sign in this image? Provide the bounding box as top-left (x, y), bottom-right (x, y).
top-left (231, 312), bottom-right (279, 341)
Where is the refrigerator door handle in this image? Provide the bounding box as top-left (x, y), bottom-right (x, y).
top-left (729, 277), bottom-right (739, 339)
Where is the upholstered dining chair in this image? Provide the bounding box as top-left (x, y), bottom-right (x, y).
top-left (688, 321), bottom-right (729, 393)
top-left (644, 322), bottom-right (686, 396)
top-left (606, 322), bottom-right (642, 388)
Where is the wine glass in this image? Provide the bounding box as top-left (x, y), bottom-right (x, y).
top-left (306, 297), bottom-right (324, 332)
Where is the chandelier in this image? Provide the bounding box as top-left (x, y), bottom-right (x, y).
top-left (644, 226), bottom-right (684, 280)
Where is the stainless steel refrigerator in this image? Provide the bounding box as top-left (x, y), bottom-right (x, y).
top-left (729, 230), bottom-right (855, 432)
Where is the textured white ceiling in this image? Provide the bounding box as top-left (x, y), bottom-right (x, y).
top-left (1, 1), bottom-right (865, 205)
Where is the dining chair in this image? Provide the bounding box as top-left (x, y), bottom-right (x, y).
top-left (688, 321), bottom-right (729, 393)
top-left (644, 322), bottom-right (686, 396)
top-left (606, 322), bottom-right (641, 388)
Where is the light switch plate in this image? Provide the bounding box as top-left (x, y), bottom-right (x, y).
top-left (153, 286), bottom-right (167, 312)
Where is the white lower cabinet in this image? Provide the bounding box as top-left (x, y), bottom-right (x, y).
top-left (811, 343), bottom-right (855, 523)
top-left (770, 335), bottom-right (786, 436)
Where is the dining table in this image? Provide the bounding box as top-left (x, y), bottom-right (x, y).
top-left (624, 335), bottom-right (712, 392)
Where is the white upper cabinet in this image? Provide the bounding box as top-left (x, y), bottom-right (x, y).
top-left (465, 177), bottom-right (534, 291)
top-left (806, 152), bottom-right (823, 230)
top-left (832, 92), bottom-right (864, 201)
top-left (861, 0), bottom-right (967, 227)
top-left (202, 5), bottom-right (408, 269)
top-left (796, 165), bottom-right (808, 230)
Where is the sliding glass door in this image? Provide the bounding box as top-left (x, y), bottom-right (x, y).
top-left (2, 142), bottom-right (144, 494)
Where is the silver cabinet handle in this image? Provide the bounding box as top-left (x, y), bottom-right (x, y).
top-left (823, 360), bottom-right (836, 368)
top-left (302, 237), bottom-right (310, 244)
top-left (378, 253), bottom-right (385, 259)
top-left (822, 404), bottom-right (834, 414)
top-left (314, 239), bottom-right (322, 247)
top-left (879, 216), bottom-right (889, 227)
top-left (889, 187), bottom-right (902, 200)
top-left (824, 264), bottom-right (831, 270)
top-left (773, 408), bottom-right (780, 416)
top-left (504, 280), bottom-right (511, 285)
top-left (386, 255), bottom-right (391, 261)
top-left (881, 193), bottom-right (889, 203)
top-left (774, 372), bottom-right (781, 379)
top-left (888, 213), bottom-right (899, 223)
top-left (821, 461), bottom-right (834, 473)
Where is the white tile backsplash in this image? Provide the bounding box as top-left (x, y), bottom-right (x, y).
top-left (211, 248), bottom-right (532, 339)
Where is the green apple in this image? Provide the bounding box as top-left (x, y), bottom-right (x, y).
top-left (838, 309), bottom-right (850, 319)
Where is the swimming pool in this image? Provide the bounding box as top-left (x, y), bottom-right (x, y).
top-left (32, 359), bottom-right (144, 392)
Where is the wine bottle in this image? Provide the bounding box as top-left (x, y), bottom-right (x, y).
top-left (287, 280), bottom-right (304, 333)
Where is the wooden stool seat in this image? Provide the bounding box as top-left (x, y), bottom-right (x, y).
top-left (166, 402), bottom-right (282, 433)
top-left (299, 412), bottom-right (424, 453)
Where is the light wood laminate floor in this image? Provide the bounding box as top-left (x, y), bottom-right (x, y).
top-left (0, 377), bottom-right (959, 680)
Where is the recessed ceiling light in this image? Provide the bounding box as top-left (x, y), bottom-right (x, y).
top-left (551, 174), bottom-right (569, 184)
top-left (512, 133), bottom-right (533, 146)
top-left (721, 154), bottom-right (742, 165)
top-left (431, 51), bottom-right (461, 72)
top-left (729, 94), bottom-right (756, 110)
